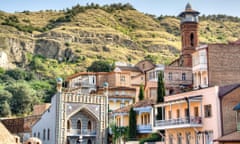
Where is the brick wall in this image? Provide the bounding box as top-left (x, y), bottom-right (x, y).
top-left (221, 87), bottom-right (240, 135)
top-left (208, 44), bottom-right (240, 86)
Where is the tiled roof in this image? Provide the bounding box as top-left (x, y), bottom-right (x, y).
top-left (218, 83), bottom-right (240, 97)
top-left (113, 99), bottom-right (155, 113)
top-left (214, 131), bottom-right (240, 142)
top-left (0, 122), bottom-right (16, 144)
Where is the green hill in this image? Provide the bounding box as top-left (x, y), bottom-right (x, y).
top-left (0, 4), bottom-right (240, 77)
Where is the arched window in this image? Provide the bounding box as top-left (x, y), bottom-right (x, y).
top-left (77, 120), bottom-right (82, 130)
top-left (28, 142), bottom-right (31, 144)
top-left (47, 128), bottom-right (50, 140)
top-left (43, 129), bottom-right (46, 140)
top-left (87, 120), bottom-right (92, 130)
top-left (190, 33), bottom-right (194, 47)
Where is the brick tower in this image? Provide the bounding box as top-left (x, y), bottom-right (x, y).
top-left (178, 3), bottom-right (200, 67)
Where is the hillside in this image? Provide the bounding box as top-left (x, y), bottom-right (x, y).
top-left (0, 4), bottom-right (240, 78)
top-left (1, 4), bottom-right (240, 116)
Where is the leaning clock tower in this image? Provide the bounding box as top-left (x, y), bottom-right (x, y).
top-left (178, 3), bottom-right (200, 67)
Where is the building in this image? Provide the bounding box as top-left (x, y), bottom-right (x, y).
top-left (113, 99), bottom-right (155, 142)
top-left (192, 42), bottom-right (240, 89)
top-left (0, 122), bottom-right (20, 144)
top-left (214, 84), bottom-right (240, 144)
top-left (32, 78), bottom-right (108, 144)
top-left (153, 84), bottom-right (240, 144)
top-left (1, 104), bottom-right (50, 142)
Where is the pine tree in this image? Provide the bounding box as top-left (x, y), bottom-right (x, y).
top-left (157, 71), bottom-right (165, 120)
top-left (128, 107), bottom-right (137, 140)
top-left (138, 84), bottom-right (144, 101)
top-left (156, 71), bottom-right (165, 141)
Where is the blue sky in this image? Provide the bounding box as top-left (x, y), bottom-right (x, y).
top-left (0, 0), bottom-right (240, 17)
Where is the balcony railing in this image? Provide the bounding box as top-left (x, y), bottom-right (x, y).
top-left (67, 129), bottom-right (97, 136)
top-left (137, 124), bottom-right (152, 133)
top-left (155, 116), bottom-right (202, 129)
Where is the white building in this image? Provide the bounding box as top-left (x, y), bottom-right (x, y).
top-left (32, 78), bottom-right (108, 144)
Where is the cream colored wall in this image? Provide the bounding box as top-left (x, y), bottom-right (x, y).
top-left (166, 128), bottom-right (198, 144)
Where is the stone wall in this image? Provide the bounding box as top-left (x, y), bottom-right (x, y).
top-left (208, 44), bottom-right (240, 86)
top-left (221, 87), bottom-right (240, 135)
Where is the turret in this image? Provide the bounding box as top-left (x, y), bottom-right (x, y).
top-left (178, 3), bottom-right (200, 67)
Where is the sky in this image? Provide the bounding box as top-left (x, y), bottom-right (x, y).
top-left (0, 0), bottom-right (240, 17)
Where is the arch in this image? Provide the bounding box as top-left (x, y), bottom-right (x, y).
top-left (67, 106), bottom-right (99, 121)
top-left (28, 142), bottom-right (31, 144)
top-left (190, 33), bottom-right (194, 47)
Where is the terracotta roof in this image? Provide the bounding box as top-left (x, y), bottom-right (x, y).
top-left (218, 83), bottom-right (240, 97)
top-left (214, 131), bottom-right (240, 142)
top-left (0, 122), bottom-right (16, 144)
top-left (113, 99), bottom-right (155, 113)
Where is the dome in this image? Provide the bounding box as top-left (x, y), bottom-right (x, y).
top-left (56, 77), bottom-right (63, 83)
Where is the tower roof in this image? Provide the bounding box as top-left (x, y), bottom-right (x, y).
top-left (178, 3), bottom-right (200, 17)
top-left (185, 3), bottom-right (192, 11)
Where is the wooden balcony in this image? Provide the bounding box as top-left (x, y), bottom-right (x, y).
top-left (154, 116), bottom-right (202, 130)
top-left (67, 129), bottom-right (97, 136)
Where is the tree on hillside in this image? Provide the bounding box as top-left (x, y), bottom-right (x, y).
top-left (87, 60), bottom-right (115, 72)
top-left (138, 84), bottom-right (144, 101)
top-left (0, 89), bottom-right (12, 117)
top-left (128, 107), bottom-right (137, 140)
top-left (6, 83), bottom-right (40, 115)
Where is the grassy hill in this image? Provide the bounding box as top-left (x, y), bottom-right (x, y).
top-left (0, 3), bottom-right (240, 116)
top-left (0, 3), bottom-right (240, 78)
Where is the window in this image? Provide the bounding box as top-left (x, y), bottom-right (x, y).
top-left (47, 129), bottom-right (50, 140)
top-left (37, 132), bottom-right (40, 138)
top-left (168, 72), bottom-right (172, 80)
top-left (77, 120), bottom-right (82, 130)
top-left (176, 109), bottom-right (180, 118)
top-left (182, 73), bottom-right (186, 80)
top-left (190, 33), bottom-right (194, 47)
top-left (205, 131), bottom-right (213, 144)
top-left (177, 133), bottom-right (182, 144)
top-left (204, 105), bottom-right (212, 118)
top-left (43, 129), bottom-right (46, 140)
top-left (67, 120), bottom-right (71, 131)
top-left (186, 132), bottom-right (191, 144)
top-left (33, 132), bottom-right (36, 137)
top-left (88, 120), bottom-right (92, 130)
top-left (194, 107), bottom-right (199, 117)
top-left (120, 75), bottom-right (125, 82)
top-left (168, 110), bottom-right (172, 119)
top-left (185, 108), bottom-right (189, 117)
top-left (120, 103), bottom-right (125, 108)
top-left (169, 134), bottom-right (173, 144)
top-left (142, 64), bottom-right (145, 69)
